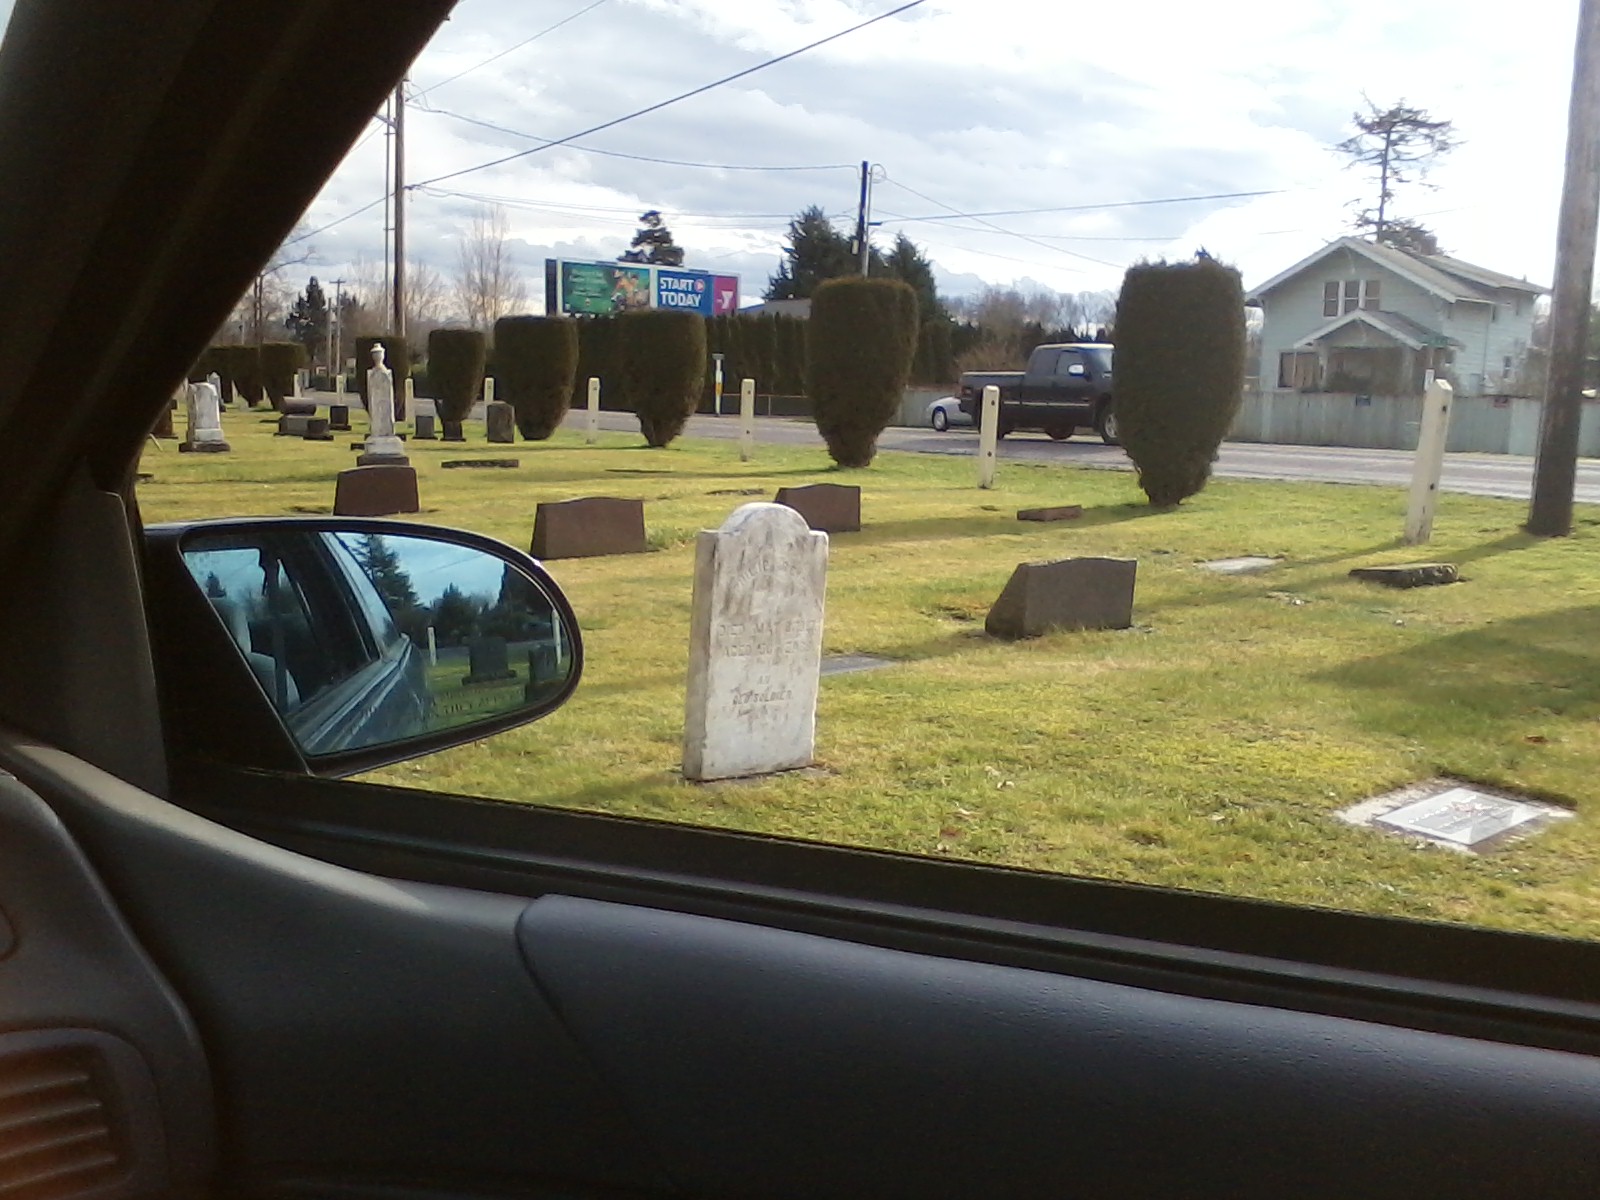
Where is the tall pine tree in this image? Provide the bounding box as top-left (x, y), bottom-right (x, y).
top-left (285, 277), bottom-right (329, 367)
top-left (619, 210), bottom-right (685, 266)
top-left (766, 206), bottom-right (859, 300)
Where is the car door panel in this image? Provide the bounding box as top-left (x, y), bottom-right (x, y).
top-left (11, 730), bottom-right (1600, 1199)
top-left (521, 895), bottom-right (1600, 1200)
top-left (0, 770), bottom-right (213, 1200)
top-left (1, 733), bottom-right (670, 1199)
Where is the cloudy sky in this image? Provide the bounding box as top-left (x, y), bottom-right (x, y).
top-left (2, 1), bottom-right (1580, 309)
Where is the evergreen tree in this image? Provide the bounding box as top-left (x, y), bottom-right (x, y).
top-left (619, 210), bottom-right (685, 266)
top-left (285, 277), bottom-right (330, 366)
top-left (766, 206), bottom-right (858, 300)
top-left (883, 233), bottom-right (944, 320)
top-left (352, 534), bottom-right (421, 635)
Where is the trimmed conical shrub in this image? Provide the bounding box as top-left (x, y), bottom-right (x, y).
top-left (260, 341), bottom-right (307, 410)
top-left (495, 316), bottom-right (578, 440)
top-left (1114, 257), bottom-right (1246, 507)
top-left (427, 328), bottom-right (487, 440)
top-left (616, 310), bottom-right (706, 448)
top-left (807, 277), bottom-right (919, 467)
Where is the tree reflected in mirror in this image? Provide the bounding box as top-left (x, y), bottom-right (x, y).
top-left (182, 527), bottom-right (576, 759)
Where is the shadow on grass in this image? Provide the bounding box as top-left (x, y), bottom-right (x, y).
top-left (1319, 604), bottom-right (1600, 726)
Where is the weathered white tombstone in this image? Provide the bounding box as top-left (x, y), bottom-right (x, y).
top-left (978, 384), bottom-right (1000, 489)
top-left (739, 378), bottom-right (756, 462)
top-left (586, 376), bottom-right (601, 444)
top-left (683, 503), bottom-right (829, 782)
top-left (482, 376), bottom-right (495, 408)
top-left (206, 371), bottom-right (223, 404)
top-left (402, 375), bottom-right (415, 421)
top-left (184, 382), bottom-right (230, 453)
top-left (1405, 373), bottom-right (1454, 545)
top-left (358, 342), bottom-right (409, 466)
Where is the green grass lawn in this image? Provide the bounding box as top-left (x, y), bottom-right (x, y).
top-left (140, 411), bottom-right (1600, 941)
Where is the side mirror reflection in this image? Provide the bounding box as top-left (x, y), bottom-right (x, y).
top-left (179, 527), bottom-right (578, 760)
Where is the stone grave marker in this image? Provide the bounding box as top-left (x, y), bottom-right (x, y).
top-left (1017, 505), bottom-right (1083, 523)
top-left (443, 459), bottom-right (519, 470)
top-left (414, 413), bottom-right (437, 440)
top-left (486, 401), bottom-right (516, 443)
top-left (329, 404), bottom-right (352, 431)
top-left (985, 557), bottom-right (1136, 640)
top-left (774, 483), bottom-right (861, 533)
top-left (277, 413), bottom-right (311, 437)
top-left (333, 464), bottom-right (419, 517)
top-left (530, 497), bottom-right (648, 560)
top-left (303, 417), bottom-right (332, 441)
top-left (358, 342), bottom-right (409, 466)
top-left (1349, 563), bottom-right (1459, 588)
top-left (183, 381), bottom-right (230, 453)
top-left (1201, 556), bottom-right (1279, 575)
top-left (683, 503), bottom-right (829, 782)
top-left (463, 636), bottom-right (516, 685)
top-left (1339, 780), bottom-right (1571, 853)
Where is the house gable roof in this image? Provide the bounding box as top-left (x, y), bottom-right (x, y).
top-left (1293, 309), bottom-right (1460, 352)
top-left (1247, 237), bottom-right (1548, 305)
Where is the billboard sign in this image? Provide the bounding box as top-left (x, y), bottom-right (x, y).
top-left (558, 261), bottom-right (652, 315)
top-left (547, 259), bottom-right (740, 317)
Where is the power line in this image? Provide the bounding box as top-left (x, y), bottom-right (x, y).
top-left (411, 0), bottom-right (613, 100)
top-left (874, 208), bottom-right (1183, 242)
top-left (414, 0), bottom-right (930, 188)
top-left (877, 188), bottom-right (1286, 224)
top-left (880, 177), bottom-right (1120, 271)
top-left (415, 184), bottom-right (824, 223)
top-left (286, 195), bottom-right (388, 247)
top-left (411, 102), bottom-right (858, 173)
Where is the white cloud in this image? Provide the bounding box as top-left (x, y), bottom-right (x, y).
top-left (281, 0), bottom-right (1579, 308)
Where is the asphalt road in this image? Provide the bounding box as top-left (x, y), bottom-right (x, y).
top-left (565, 410), bottom-right (1600, 504)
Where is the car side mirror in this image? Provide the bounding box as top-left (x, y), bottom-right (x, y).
top-left (143, 518), bottom-right (581, 778)
top-left (1065, 364), bottom-right (1087, 378)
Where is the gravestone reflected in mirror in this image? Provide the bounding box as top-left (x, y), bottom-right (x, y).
top-left (181, 527), bottom-right (576, 759)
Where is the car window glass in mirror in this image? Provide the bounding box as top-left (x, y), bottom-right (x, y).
top-left (180, 529), bottom-right (576, 760)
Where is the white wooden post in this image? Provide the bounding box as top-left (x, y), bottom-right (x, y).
top-left (978, 386), bottom-right (1000, 489)
top-left (1405, 372), bottom-right (1454, 544)
top-left (482, 377), bottom-right (494, 406)
top-left (586, 376), bottom-right (601, 444)
top-left (426, 627), bottom-right (438, 667)
top-left (739, 378), bottom-right (756, 462)
top-left (402, 376), bottom-right (415, 420)
top-left (713, 354), bottom-right (725, 416)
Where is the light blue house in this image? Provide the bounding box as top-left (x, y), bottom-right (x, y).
top-left (1247, 238), bottom-right (1546, 398)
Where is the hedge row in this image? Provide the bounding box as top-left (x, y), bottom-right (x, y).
top-left (427, 328), bottom-right (486, 439)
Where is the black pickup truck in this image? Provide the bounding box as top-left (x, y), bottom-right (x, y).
top-left (958, 342), bottom-right (1117, 444)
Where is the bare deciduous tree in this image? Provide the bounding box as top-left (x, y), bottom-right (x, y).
top-left (454, 205), bottom-right (527, 330)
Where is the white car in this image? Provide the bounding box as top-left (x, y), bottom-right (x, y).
top-left (926, 396), bottom-right (974, 432)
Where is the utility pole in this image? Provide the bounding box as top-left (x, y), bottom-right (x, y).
top-left (329, 278), bottom-right (346, 379)
top-left (392, 79), bottom-right (407, 339)
top-left (855, 160), bottom-right (871, 275)
top-left (1529, 0), bottom-right (1600, 537)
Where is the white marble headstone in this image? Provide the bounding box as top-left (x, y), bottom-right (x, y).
top-left (683, 503), bottom-right (828, 782)
top-left (360, 341), bottom-right (408, 464)
top-left (185, 381), bottom-right (229, 452)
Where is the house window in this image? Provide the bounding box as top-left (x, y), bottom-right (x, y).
top-left (1279, 351), bottom-right (1318, 390)
top-left (1323, 282), bottom-right (1340, 318)
top-left (1362, 279), bottom-right (1380, 310)
top-left (1329, 279), bottom-right (1380, 315)
top-left (1343, 280), bottom-right (1361, 313)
